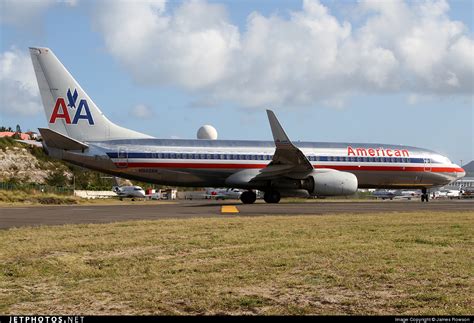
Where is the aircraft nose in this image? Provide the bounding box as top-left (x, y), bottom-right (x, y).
top-left (459, 167), bottom-right (466, 178)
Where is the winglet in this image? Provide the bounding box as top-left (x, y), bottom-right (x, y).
top-left (264, 110), bottom-right (313, 172)
top-left (266, 109), bottom-right (292, 146)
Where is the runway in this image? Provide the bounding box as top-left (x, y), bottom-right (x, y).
top-left (1, 200), bottom-right (473, 229)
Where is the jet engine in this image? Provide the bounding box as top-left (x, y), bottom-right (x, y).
top-left (306, 169), bottom-right (358, 196)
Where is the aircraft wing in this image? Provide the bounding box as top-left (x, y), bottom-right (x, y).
top-left (251, 110), bottom-right (313, 181)
top-left (225, 110), bottom-right (316, 187)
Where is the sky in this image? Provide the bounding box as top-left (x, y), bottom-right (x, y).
top-left (0, 0), bottom-right (473, 165)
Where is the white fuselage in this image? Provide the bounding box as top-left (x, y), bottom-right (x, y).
top-left (55, 138), bottom-right (465, 191)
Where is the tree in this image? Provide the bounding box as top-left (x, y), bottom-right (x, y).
top-left (16, 124), bottom-right (21, 133)
top-left (46, 171), bottom-right (68, 187)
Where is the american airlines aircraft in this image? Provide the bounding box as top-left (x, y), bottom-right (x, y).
top-left (29, 47), bottom-right (465, 204)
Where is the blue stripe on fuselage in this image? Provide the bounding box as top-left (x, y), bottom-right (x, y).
top-left (106, 152), bottom-right (428, 164)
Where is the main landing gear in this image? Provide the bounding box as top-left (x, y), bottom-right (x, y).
top-left (240, 190), bottom-right (257, 204)
top-left (263, 190), bottom-right (281, 204)
top-left (421, 188), bottom-right (429, 202)
top-left (239, 190), bottom-right (282, 204)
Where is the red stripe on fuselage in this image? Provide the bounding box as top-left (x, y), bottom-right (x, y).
top-left (115, 162), bottom-right (464, 173)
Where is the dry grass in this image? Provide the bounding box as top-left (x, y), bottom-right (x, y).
top-left (0, 190), bottom-right (78, 205)
top-left (0, 190), bottom-right (177, 206)
top-left (0, 211), bottom-right (472, 315)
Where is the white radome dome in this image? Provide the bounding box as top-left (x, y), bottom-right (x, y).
top-left (197, 125), bottom-right (218, 140)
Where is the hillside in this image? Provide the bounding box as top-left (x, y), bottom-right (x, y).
top-left (462, 160), bottom-right (474, 177)
top-left (0, 137), bottom-right (113, 190)
top-left (0, 137), bottom-right (71, 184)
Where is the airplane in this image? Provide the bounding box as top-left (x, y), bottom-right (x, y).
top-left (112, 177), bottom-right (146, 200)
top-left (205, 188), bottom-right (243, 200)
top-left (372, 189), bottom-right (420, 200)
top-left (29, 47), bottom-right (466, 204)
top-left (431, 189), bottom-right (462, 200)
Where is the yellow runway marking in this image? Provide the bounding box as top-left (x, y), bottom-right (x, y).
top-left (221, 205), bottom-right (239, 214)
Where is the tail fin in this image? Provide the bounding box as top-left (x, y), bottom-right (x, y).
top-left (29, 47), bottom-right (152, 141)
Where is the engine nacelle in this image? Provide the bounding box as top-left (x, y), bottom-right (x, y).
top-left (307, 169), bottom-right (358, 196)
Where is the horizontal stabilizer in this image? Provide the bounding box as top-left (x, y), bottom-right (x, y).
top-left (38, 128), bottom-right (89, 150)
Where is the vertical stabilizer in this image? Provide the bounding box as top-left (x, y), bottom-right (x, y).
top-left (29, 47), bottom-right (152, 141)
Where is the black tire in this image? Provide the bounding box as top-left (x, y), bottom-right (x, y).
top-left (240, 191), bottom-right (257, 204)
top-left (263, 191), bottom-right (281, 204)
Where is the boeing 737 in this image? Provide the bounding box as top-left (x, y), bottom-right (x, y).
top-left (29, 47), bottom-right (465, 203)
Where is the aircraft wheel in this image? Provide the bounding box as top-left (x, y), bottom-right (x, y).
top-left (421, 188), bottom-right (428, 202)
top-left (264, 191), bottom-right (281, 204)
top-left (240, 191), bottom-right (257, 204)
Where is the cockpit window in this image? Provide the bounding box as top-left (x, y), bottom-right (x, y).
top-left (431, 155), bottom-right (451, 164)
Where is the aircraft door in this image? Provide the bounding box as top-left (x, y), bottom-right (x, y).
top-left (117, 147), bottom-right (128, 168)
top-left (423, 158), bottom-right (432, 172)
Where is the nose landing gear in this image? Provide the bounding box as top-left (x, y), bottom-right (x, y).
top-left (421, 188), bottom-right (429, 202)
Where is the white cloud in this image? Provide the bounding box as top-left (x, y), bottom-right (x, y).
top-left (0, 0), bottom-right (54, 26)
top-left (0, 49), bottom-right (42, 117)
top-left (93, 0), bottom-right (474, 108)
top-left (0, 0), bottom-right (77, 27)
top-left (129, 104), bottom-right (154, 119)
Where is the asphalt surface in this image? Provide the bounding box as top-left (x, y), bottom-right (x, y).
top-left (1, 199), bottom-right (473, 229)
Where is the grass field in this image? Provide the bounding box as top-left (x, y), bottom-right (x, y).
top-left (1, 211), bottom-right (472, 315)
